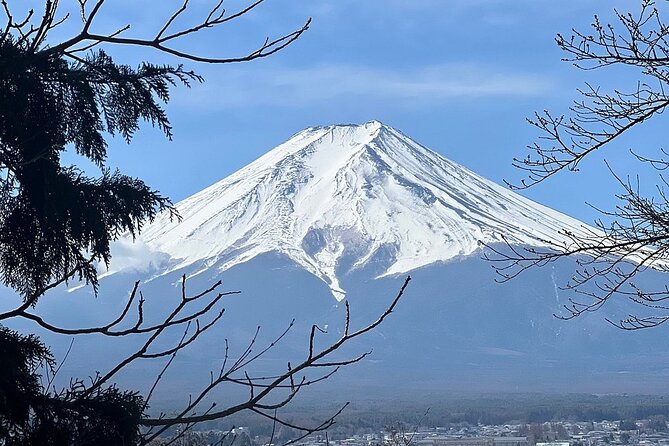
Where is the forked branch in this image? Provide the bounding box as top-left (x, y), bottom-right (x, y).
top-left (139, 275), bottom-right (412, 444)
top-left (496, 1), bottom-right (669, 329)
top-left (1, 0), bottom-right (310, 65)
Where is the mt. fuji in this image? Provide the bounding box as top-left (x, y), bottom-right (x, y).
top-left (39, 121), bottom-right (669, 396)
top-left (135, 120), bottom-right (590, 299)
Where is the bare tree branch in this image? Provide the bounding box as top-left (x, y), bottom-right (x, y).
top-left (488, 1), bottom-right (669, 329)
top-left (140, 275), bottom-right (411, 432)
top-left (13, 0), bottom-right (313, 66)
top-left (510, 1), bottom-right (669, 190)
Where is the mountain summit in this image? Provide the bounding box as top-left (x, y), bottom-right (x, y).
top-left (137, 121), bottom-right (588, 299)
top-left (57, 121), bottom-right (665, 396)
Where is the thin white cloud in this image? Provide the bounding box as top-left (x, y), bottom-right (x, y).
top-left (174, 63), bottom-right (553, 110)
top-left (479, 347), bottom-right (526, 357)
top-left (98, 238), bottom-right (171, 277)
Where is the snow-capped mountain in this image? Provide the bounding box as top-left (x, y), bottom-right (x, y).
top-left (137, 120), bottom-right (589, 299)
top-left (46, 121), bottom-right (669, 397)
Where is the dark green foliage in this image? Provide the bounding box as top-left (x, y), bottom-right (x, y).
top-left (0, 38), bottom-right (200, 300)
top-left (0, 33), bottom-right (201, 444)
top-left (0, 1), bottom-right (313, 443)
top-left (0, 326), bottom-right (144, 445)
top-left (0, 325), bottom-right (54, 440)
top-left (27, 384), bottom-right (144, 446)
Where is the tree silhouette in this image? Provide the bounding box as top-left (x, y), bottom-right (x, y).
top-left (0, 2), bottom-right (409, 444)
top-left (485, 0), bottom-right (669, 330)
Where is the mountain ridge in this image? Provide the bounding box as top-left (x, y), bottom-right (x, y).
top-left (129, 121), bottom-right (593, 299)
top-left (45, 121), bottom-right (669, 397)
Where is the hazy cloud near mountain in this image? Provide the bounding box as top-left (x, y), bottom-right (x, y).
top-left (173, 63), bottom-right (553, 111)
top-left (96, 238), bottom-right (170, 279)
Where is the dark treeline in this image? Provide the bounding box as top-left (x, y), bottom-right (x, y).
top-left (391, 394), bottom-right (669, 426)
top-left (189, 394), bottom-right (669, 436)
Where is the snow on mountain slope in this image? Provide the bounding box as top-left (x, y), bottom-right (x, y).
top-left (135, 121), bottom-right (591, 299)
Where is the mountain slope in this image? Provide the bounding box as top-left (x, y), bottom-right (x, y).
top-left (45, 121), bottom-right (669, 397)
top-left (136, 121), bottom-right (591, 299)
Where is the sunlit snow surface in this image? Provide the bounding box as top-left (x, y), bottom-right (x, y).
top-left (135, 121), bottom-right (590, 300)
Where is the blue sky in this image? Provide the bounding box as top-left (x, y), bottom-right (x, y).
top-left (42, 0), bottom-right (660, 224)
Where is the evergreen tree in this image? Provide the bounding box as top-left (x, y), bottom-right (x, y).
top-left (0, 3), bottom-right (408, 445)
top-left (0, 32), bottom-right (195, 446)
top-left (0, 38), bottom-right (190, 301)
top-left (0, 1), bottom-right (308, 443)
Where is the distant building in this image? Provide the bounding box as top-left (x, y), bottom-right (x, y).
top-left (418, 437), bottom-right (528, 446)
top-left (536, 442), bottom-right (570, 446)
top-left (233, 427), bottom-right (250, 436)
top-left (494, 438), bottom-right (530, 446)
